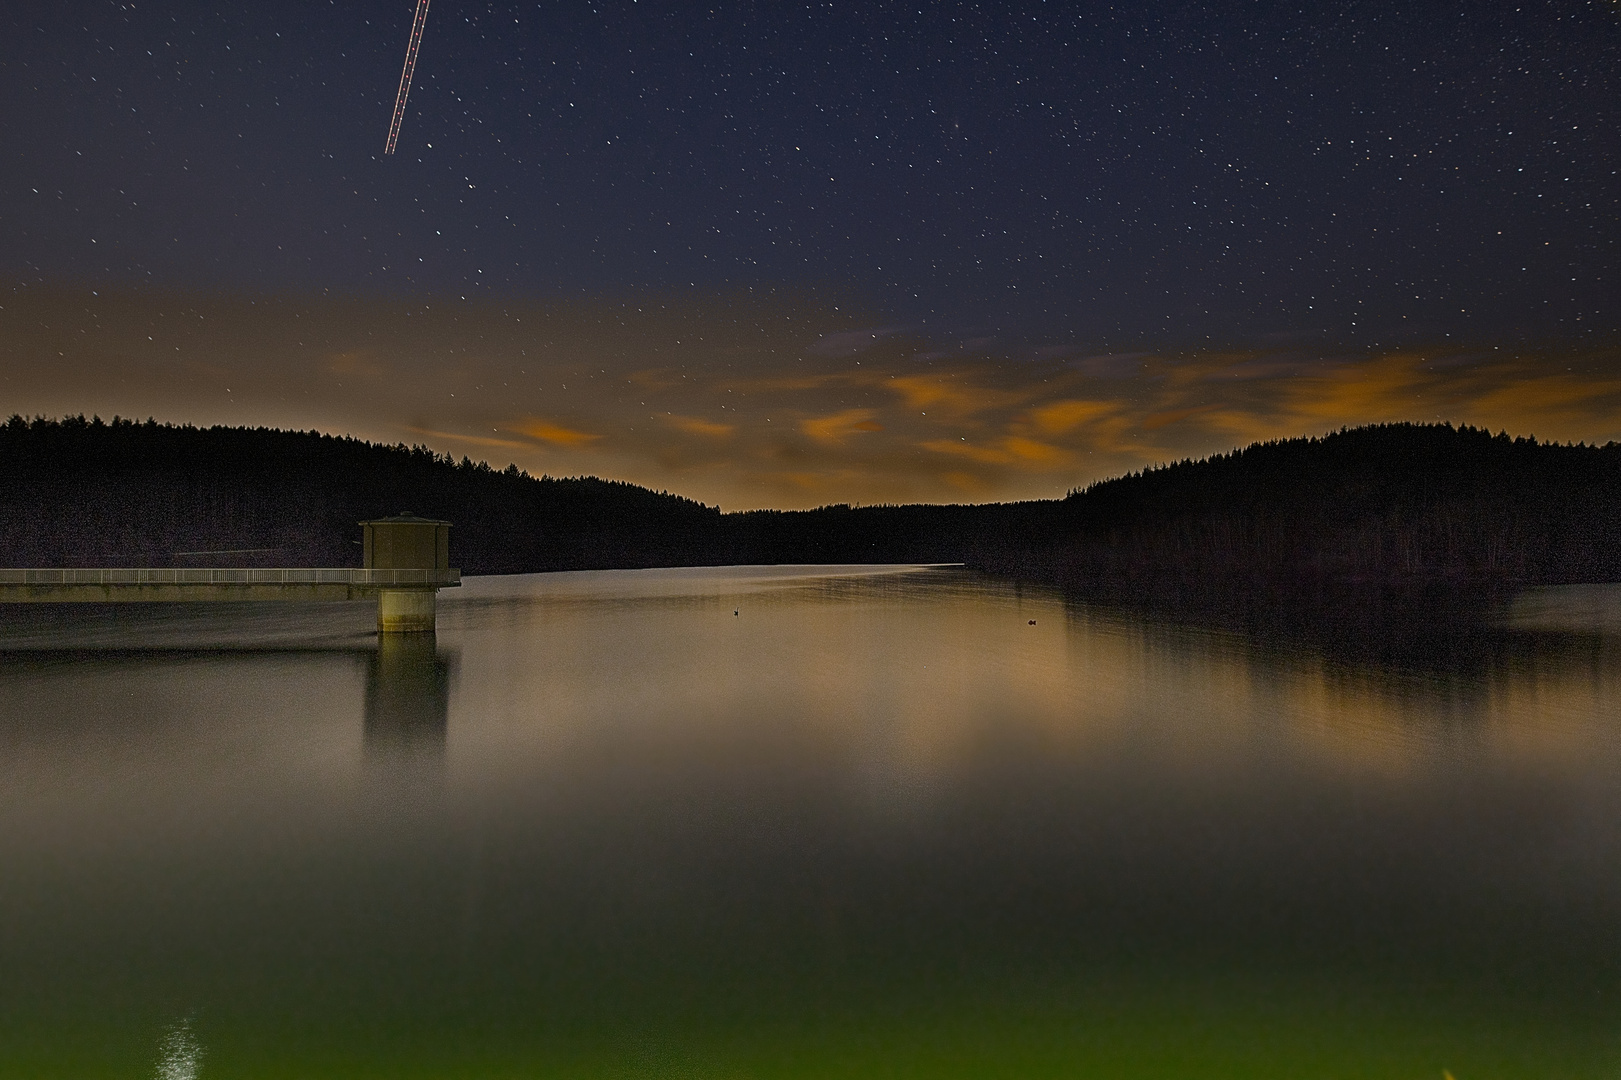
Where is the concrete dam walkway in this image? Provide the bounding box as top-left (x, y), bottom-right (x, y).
top-left (0, 515), bottom-right (460, 632)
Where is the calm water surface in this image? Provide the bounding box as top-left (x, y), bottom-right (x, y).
top-left (2, 567), bottom-right (1621, 1078)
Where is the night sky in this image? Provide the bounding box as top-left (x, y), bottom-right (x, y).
top-left (1, 0), bottom-right (1617, 507)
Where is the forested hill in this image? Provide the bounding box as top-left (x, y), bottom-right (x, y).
top-left (1015, 423), bottom-right (1621, 606)
top-left (0, 416), bottom-right (722, 573)
top-left (2, 417), bottom-right (1619, 600)
top-left (739, 423), bottom-right (1621, 601)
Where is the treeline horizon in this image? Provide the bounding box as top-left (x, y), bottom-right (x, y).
top-left (2, 415), bottom-right (1618, 626)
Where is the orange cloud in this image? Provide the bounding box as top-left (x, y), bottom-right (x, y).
top-left (668, 415), bottom-right (736, 438)
top-left (516, 419), bottom-right (601, 448)
top-left (800, 408), bottom-right (883, 444)
top-left (720, 373), bottom-right (846, 393)
top-left (920, 436), bottom-right (1068, 467)
top-left (407, 427), bottom-right (528, 450)
top-left (1029, 398), bottom-right (1119, 434)
top-left (1282, 353), bottom-right (1433, 422)
top-left (328, 350), bottom-right (387, 377)
top-left (628, 368), bottom-right (687, 391)
top-left (1002, 436), bottom-right (1069, 465)
top-left (942, 470), bottom-right (988, 494)
top-left (1467, 372), bottom-right (1621, 420)
top-left (1141, 404), bottom-right (1224, 431)
top-left (10, 284), bottom-right (1619, 510)
top-left (885, 374), bottom-right (1025, 416)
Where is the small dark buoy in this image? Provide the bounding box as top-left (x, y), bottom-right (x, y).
top-left (1028, 620), bottom-right (1036, 625)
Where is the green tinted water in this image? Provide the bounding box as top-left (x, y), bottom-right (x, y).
top-left (2, 568), bottom-right (1619, 1077)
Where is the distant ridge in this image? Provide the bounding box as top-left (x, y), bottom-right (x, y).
top-left (1, 417), bottom-right (1617, 610)
top-left (0, 415), bottom-right (720, 573)
top-left (1026, 422), bottom-right (1621, 615)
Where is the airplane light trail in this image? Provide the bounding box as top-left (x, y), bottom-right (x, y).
top-left (384, 0), bottom-right (432, 156)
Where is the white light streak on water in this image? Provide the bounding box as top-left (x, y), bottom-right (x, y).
top-left (155, 1017), bottom-right (202, 1080)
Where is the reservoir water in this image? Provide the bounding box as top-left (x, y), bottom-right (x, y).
top-left (3, 565), bottom-right (1621, 1078)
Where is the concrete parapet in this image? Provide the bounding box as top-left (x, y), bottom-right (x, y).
top-left (0, 581), bottom-right (367, 603)
top-left (0, 567), bottom-right (460, 637)
top-left (0, 513), bottom-right (459, 636)
top-left (0, 567), bottom-right (459, 590)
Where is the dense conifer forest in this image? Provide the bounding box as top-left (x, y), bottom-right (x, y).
top-left (998, 423), bottom-right (1621, 637)
top-left (0, 415), bottom-right (722, 573)
top-left (2, 417), bottom-right (1618, 624)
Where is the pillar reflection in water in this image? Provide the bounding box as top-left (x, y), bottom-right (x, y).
top-left (363, 632), bottom-right (450, 760)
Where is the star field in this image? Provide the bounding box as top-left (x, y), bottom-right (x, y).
top-left (0, 2), bottom-right (1617, 506)
top-left (4, 0), bottom-right (1615, 348)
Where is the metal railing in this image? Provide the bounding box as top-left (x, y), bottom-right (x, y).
top-left (0, 568), bottom-right (461, 587)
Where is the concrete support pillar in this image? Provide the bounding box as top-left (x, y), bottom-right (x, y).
top-left (377, 588), bottom-right (437, 633)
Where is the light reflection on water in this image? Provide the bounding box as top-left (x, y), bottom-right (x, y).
top-left (364, 634), bottom-right (451, 761)
top-left (0, 566), bottom-right (1619, 1077)
top-left (154, 1017), bottom-right (202, 1080)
